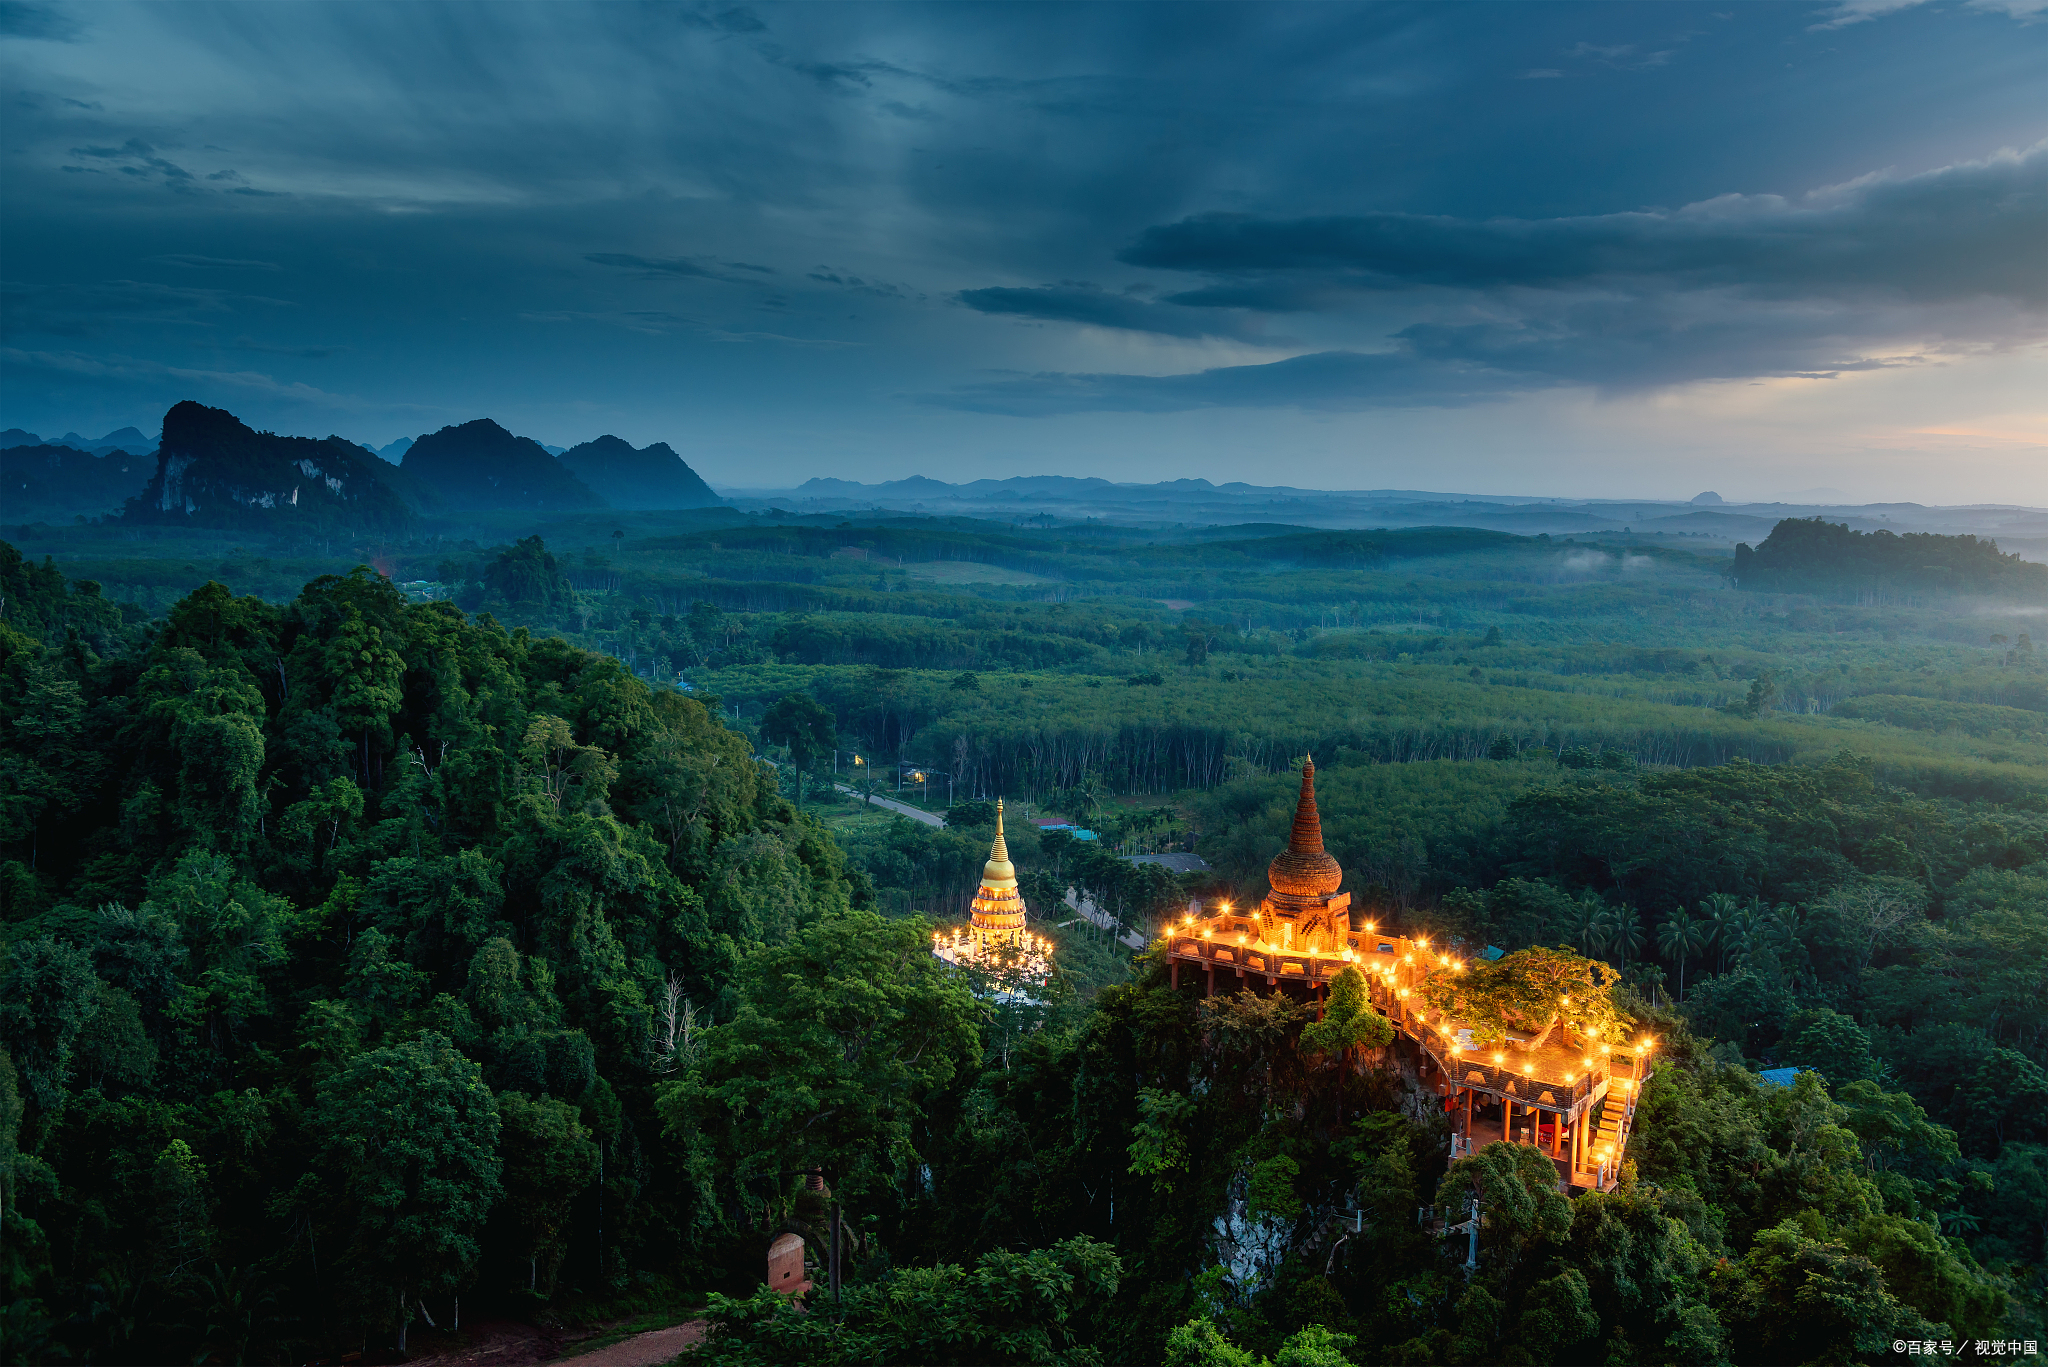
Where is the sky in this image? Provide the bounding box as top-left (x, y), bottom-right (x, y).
top-left (2, 0), bottom-right (2043, 503)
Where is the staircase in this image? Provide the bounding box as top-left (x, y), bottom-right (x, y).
top-left (1593, 1093), bottom-right (1624, 1157)
top-left (1579, 1058), bottom-right (1649, 1191)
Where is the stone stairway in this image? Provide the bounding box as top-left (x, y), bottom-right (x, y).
top-left (1593, 1092), bottom-right (1625, 1159)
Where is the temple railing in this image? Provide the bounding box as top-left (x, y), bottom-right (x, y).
top-left (1164, 935), bottom-right (1355, 982)
top-left (1369, 979), bottom-right (1607, 1113)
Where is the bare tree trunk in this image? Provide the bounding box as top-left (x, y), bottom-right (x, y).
top-left (830, 1203), bottom-right (843, 1302)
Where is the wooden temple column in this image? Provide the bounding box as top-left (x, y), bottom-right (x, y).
top-left (1550, 1113), bottom-right (1562, 1159)
top-left (1571, 1113), bottom-right (1583, 1176)
top-left (1463, 1087), bottom-right (1473, 1139)
top-left (1205, 960), bottom-right (1215, 997)
top-left (1503, 1098), bottom-right (1511, 1145)
top-left (1171, 959), bottom-right (1180, 990)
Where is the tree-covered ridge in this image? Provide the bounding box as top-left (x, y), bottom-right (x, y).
top-left (1734, 519), bottom-right (2048, 602)
top-left (0, 555), bottom-right (871, 1358)
top-left (0, 443), bottom-right (154, 521)
top-left (557, 435), bottom-right (722, 511)
top-left (402, 419), bottom-right (605, 514)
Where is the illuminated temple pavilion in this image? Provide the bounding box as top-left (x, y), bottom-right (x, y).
top-left (1157, 759), bottom-right (1654, 1193)
top-left (933, 800), bottom-right (1051, 998)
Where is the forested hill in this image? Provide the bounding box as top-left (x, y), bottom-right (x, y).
top-left (403, 418), bottom-right (607, 512)
top-left (0, 442), bottom-right (154, 520)
top-left (558, 435), bottom-right (721, 510)
top-left (1734, 518), bottom-right (2048, 601)
top-left (0, 550), bottom-right (862, 1359)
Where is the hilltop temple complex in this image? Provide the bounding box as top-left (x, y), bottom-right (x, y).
top-left (933, 800), bottom-right (1052, 991)
top-left (1158, 759), bottom-right (1654, 1193)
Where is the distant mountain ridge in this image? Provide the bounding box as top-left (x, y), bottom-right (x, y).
top-left (741, 473), bottom-right (2048, 546)
top-left (2, 425), bottom-right (156, 458)
top-left (558, 435), bottom-right (721, 510)
top-left (2, 444), bottom-right (154, 520)
top-left (401, 419), bottom-right (605, 512)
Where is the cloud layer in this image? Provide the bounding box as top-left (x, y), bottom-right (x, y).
top-left (1, 0), bottom-right (2042, 498)
top-left (932, 145), bottom-right (2045, 413)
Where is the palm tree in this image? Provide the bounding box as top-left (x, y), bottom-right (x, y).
top-left (1700, 892), bottom-right (1742, 972)
top-left (1564, 892), bottom-right (1606, 957)
top-left (1728, 902), bottom-right (1769, 967)
top-left (1655, 911), bottom-right (1707, 1000)
top-left (1602, 905), bottom-right (1645, 972)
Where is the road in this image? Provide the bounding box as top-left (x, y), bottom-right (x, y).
top-left (833, 784), bottom-right (944, 827)
top-left (1062, 890), bottom-right (1148, 950)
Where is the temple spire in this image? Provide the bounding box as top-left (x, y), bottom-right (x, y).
top-left (1289, 757), bottom-right (1325, 854)
top-left (982, 798), bottom-right (1016, 887)
top-left (1267, 756), bottom-right (1343, 898)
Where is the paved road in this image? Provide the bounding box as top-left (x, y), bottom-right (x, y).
top-left (833, 784), bottom-right (943, 826)
top-left (1063, 890), bottom-right (1148, 950)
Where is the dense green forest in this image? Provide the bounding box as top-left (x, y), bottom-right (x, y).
top-left (1733, 520), bottom-right (2048, 603)
top-left (2, 506), bottom-right (2044, 1364)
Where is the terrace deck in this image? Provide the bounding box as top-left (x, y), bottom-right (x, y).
top-left (1161, 913), bottom-right (1653, 1192)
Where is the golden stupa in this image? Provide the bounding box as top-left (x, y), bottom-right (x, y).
top-left (933, 800), bottom-right (1051, 985)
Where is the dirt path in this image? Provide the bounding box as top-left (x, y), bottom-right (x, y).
top-left (401, 1318), bottom-right (705, 1367)
top-left (560, 1321), bottom-right (706, 1367)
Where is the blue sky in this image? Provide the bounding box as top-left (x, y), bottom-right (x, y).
top-left (2, 0), bottom-right (2042, 501)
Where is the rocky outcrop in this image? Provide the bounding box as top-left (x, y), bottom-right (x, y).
top-left (126, 401), bottom-right (417, 534)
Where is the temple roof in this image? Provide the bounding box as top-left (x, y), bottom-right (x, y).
top-left (981, 799), bottom-right (1017, 889)
top-left (1267, 758), bottom-right (1344, 898)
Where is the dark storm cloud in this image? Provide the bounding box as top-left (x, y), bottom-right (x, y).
top-left (151, 254), bottom-right (282, 270)
top-left (2, 0), bottom-right (2043, 486)
top-left (0, 2), bottom-right (84, 41)
top-left (956, 283), bottom-right (1262, 340)
top-left (3, 279), bottom-right (290, 339)
top-left (2, 345), bottom-right (350, 406)
top-left (1119, 145), bottom-right (2046, 305)
top-left (584, 253), bottom-right (721, 280)
top-left (66, 136), bottom-right (197, 186)
top-left (928, 349), bottom-right (1528, 416)
top-left (937, 144), bottom-right (2044, 415)
top-left (584, 253), bottom-right (780, 285)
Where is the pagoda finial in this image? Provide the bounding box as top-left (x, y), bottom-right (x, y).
top-left (1290, 757), bottom-right (1324, 854)
top-left (981, 798), bottom-right (1016, 887)
top-left (1267, 756), bottom-right (1343, 897)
